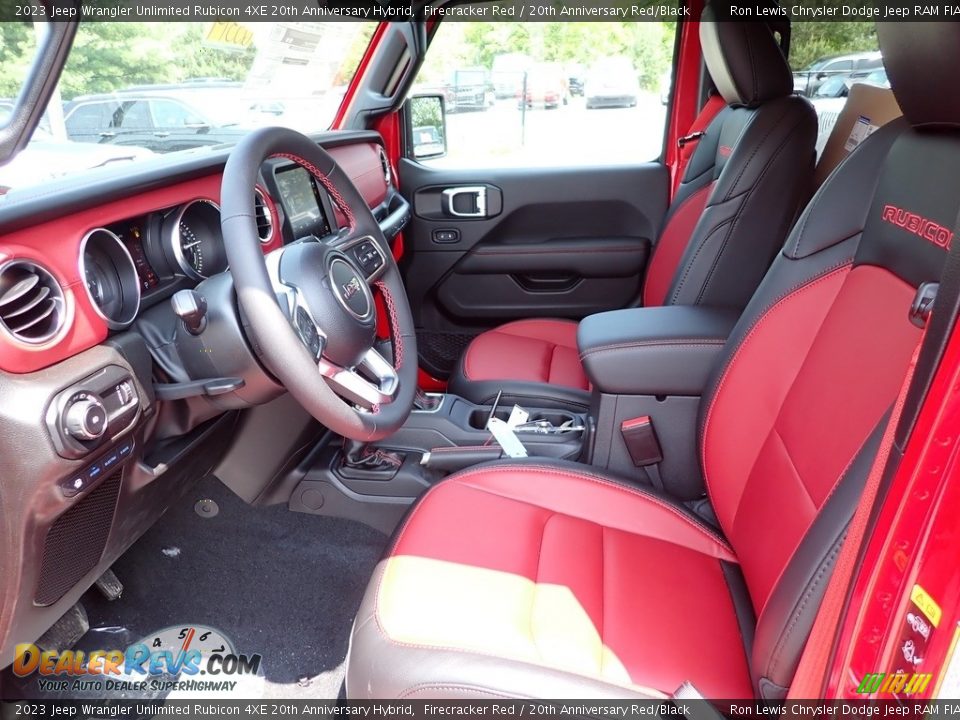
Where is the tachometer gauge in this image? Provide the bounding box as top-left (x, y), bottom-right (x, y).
top-left (80, 228), bottom-right (142, 330)
top-left (178, 220), bottom-right (205, 277)
top-left (166, 199), bottom-right (227, 281)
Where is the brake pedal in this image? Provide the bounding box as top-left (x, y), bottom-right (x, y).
top-left (94, 568), bottom-right (124, 601)
top-left (37, 603), bottom-right (89, 652)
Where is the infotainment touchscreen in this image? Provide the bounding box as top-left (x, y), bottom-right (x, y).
top-left (275, 166), bottom-right (329, 238)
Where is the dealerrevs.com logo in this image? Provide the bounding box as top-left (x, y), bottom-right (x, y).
top-left (13, 625), bottom-right (263, 696)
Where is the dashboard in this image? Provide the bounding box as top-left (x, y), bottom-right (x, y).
top-left (0, 135), bottom-right (399, 375)
top-left (0, 131), bottom-right (411, 667)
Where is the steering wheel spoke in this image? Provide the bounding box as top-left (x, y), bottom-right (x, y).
top-left (331, 233), bottom-right (389, 284)
top-left (265, 247), bottom-right (326, 359)
top-left (319, 348), bottom-right (398, 410)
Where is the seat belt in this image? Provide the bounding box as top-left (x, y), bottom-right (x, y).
top-left (673, 93), bottom-right (726, 195)
top-left (787, 283), bottom-right (938, 698)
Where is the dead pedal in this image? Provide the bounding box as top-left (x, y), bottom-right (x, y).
top-left (37, 603), bottom-right (89, 652)
top-left (94, 568), bottom-right (124, 601)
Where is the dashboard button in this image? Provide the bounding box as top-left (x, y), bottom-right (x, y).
top-left (101, 450), bottom-right (120, 471)
top-left (61, 476), bottom-right (85, 498)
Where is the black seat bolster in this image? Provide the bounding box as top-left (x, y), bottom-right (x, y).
top-left (577, 305), bottom-right (739, 396)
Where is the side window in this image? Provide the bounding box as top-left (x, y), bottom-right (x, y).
top-left (789, 23), bottom-right (882, 158)
top-left (111, 100), bottom-right (151, 132)
top-left (65, 103), bottom-right (105, 136)
top-left (411, 21), bottom-right (675, 168)
top-left (151, 99), bottom-right (206, 129)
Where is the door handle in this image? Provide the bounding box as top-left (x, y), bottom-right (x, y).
top-left (442, 186), bottom-right (487, 218)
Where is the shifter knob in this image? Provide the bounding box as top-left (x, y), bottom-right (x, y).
top-left (171, 289), bottom-right (207, 335)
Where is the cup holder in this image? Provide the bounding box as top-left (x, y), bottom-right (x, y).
top-left (467, 407), bottom-right (581, 434)
top-left (467, 407), bottom-right (511, 429)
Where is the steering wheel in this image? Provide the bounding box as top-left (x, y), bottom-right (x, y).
top-left (220, 127), bottom-right (417, 442)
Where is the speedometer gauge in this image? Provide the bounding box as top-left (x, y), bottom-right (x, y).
top-left (178, 220), bottom-right (205, 277)
top-left (166, 199), bottom-right (227, 281)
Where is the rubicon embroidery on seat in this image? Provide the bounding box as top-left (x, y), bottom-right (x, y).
top-left (882, 204), bottom-right (954, 249)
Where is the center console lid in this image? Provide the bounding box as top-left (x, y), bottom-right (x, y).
top-left (578, 305), bottom-right (739, 396)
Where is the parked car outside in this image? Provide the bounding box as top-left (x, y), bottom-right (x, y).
top-left (517, 63), bottom-right (569, 110)
top-left (62, 84), bottom-right (274, 153)
top-left (585, 56), bottom-right (640, 109)
top-left (566, 63), bottom-right (586, 97)
top-left (0, 103), bottom-right (154, 191)
top-left (441, 68), bottom-right (492, 113)
top-left (491, 53), bottom-right (531, 99)
top-left (792, 50), bottom-right (883, 97)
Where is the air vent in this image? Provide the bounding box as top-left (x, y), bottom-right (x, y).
top-left (253, 188), bottom-right (274, 244)
top-left (378, 147), bottom-right (392, 186)
top-left (0, 260), bottom-right (65, 345)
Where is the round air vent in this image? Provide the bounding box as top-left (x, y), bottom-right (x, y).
top-left (0, 260), bottom-right (66, 345)
top-left (378, 146), bottom-right (392, 186)
top-left (253, 187), bottom-right (274, 244)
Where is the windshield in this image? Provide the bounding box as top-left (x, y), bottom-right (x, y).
top-left (1, 21), bottom-right (375, 191)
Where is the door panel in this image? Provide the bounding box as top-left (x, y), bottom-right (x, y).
top-left (398, 159), bottom-right (669, 377)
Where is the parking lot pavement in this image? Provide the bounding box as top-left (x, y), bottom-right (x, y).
top-left (427, 91), bottom-right (668, 169)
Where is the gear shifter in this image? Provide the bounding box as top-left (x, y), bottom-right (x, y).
top-left (340, 439), bottom-right (404, 479)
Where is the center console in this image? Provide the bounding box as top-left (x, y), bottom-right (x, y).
top-left (577, 304), bottom-right (739, 499)
top-left (388, 393), bottom-right (588, 465)
top-left (288, 393), bottom-right (589, 532)
top-left (288, 304), bottom-right (740, 532)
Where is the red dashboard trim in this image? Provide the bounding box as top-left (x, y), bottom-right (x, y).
top-left (0, 173), bottom-right (222, 375)
top-left (0, 141), bottom-right (389, 375)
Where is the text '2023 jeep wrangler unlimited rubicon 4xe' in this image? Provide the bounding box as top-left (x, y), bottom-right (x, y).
top-left (2, 0), bottom-right (960, 711)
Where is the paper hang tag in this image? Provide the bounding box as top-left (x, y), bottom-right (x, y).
top-left (844, 115), bottom-right (879, 153)
top-left (487, 417), bottom-right (528, 458)
top-left (506, 404), bottom-right (529, 429)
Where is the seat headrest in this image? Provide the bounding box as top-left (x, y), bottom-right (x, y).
top-left (878, 23), bottom-right (960, 128)
top-left (699, 6), bottom-right (793, 107)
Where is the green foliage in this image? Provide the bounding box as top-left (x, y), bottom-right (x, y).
top-left (0, 22), bottom-right (257, 101)
top-left (59, 23), bottom-right (254, 99)
top-left (0, 22), bottom-right (36, 99)
top-left (789, 21), bottom-right (878, 70)
top-left (426, 21), bottom-right (675, 92)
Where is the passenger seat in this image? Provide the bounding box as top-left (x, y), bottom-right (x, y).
top-left (450, 12), bottom-right (817, 410)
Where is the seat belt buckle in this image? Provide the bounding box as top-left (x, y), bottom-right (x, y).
top-left (910, 282), bottom-right (939, 329)
top-left (620, 416), bottom-right (663, 467)
top-left (677, 130), bottom-right (706, 148)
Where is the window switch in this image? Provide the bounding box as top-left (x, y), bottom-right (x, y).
top-left (433, 229), bottom-right (460, 244)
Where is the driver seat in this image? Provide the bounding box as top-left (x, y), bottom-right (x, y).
top-left (345, 22), bottom-right (960, 699)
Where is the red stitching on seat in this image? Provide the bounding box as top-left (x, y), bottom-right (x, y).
top-left (271, 152), bottom-right (356, 231)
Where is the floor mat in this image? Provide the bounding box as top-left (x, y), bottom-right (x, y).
top-left (75, 476), bottom-right (387, 699)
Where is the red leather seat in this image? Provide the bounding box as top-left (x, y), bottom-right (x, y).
top-left (346, 22), bottom-right (959, 700)
top-left (449, 18), bottom-right (817, 410)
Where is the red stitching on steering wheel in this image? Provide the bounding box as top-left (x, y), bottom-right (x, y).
top-left (376, 280), bottom-right (404, 369)
top-left (271, 152), bottom-right (356, 231)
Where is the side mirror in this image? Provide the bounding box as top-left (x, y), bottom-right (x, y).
top-left (405, 94), bottom-right (447, 161)
top-left (816, 72), bottom-right (828, 80)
